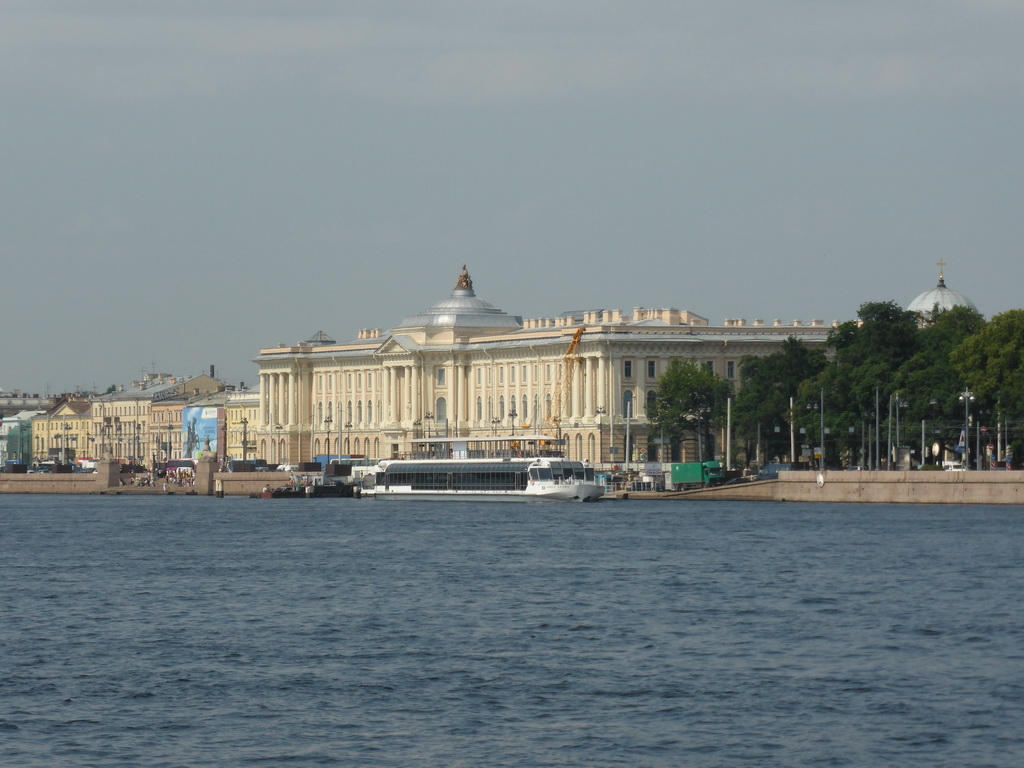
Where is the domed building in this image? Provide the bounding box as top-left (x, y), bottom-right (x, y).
top-left (907, 262), bottom-right (977, 318)
top-left (252, 265), bottom-right (833, 466)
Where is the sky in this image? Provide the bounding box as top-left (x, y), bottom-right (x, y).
top-left (2, 0), bottom-right (1022, 395)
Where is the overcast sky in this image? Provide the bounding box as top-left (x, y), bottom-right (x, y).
top-left (3, 1), bottom-right (1022, 395)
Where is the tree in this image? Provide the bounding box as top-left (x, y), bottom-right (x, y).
top-left (648, 359), bottom-right (733, 462)
top-left (733, 337), bottom-right (827, 462)
top-left (821, 300), bottom-right (922, 417)
top-left (896, 305), bottom-right (986, 422)
top-left (951, 309), bottom-right (1024, 420)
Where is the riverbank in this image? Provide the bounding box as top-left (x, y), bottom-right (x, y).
top-left (615, 469), bottom-right (1024, 505)
top-left (5, 464), bottom-right (1024, 504)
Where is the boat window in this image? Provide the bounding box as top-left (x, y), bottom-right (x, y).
top-left (384, 461), bottom-right (530, 492)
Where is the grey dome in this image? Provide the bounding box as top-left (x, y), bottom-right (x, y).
top-left (908, 271), bottom-right (976, 315)
top-left (397, 267), bottom-right (522, 330)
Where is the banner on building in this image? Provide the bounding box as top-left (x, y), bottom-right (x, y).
top-left (182, 406), bottom-right (220, 460)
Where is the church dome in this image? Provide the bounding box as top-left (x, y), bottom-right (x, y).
top-left (907, 265), bottom-right (977, 315)
top-left (397, 266), bottom-right (523, 331)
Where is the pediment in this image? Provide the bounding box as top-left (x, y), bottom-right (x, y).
top-left (375, 335), bottom-right (418, 355)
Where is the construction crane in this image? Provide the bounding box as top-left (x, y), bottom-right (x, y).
top-left (544, 327), bottom-right (585, 437)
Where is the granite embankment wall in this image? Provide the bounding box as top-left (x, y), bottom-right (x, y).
top-left (0, 463), bottom-right (315, 497)
top-left (648, 470), bottom-right (1024, 505)
top-left (6, 465), bottom-right (1024, 504)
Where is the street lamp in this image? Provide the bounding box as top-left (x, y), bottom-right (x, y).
top-left (491, 417), bottom-right (501, 436)
top-left (424, 411), bottom-right (433, 438)
top-left (60, 421), bottom-right (71, 464)
top-left (894, 395), bottom-right (907, 469)
top-left (509, 407), bottom-right (517, 436)
top-left (805, 387), bottom-right (825, 471)
top-left (274, 424), bottom-right (285, 464)
top-left (240, 417), bottom-right (249, 463)
top-left (959, 390), bottom-right (974, 469)
top-left (323, 414), bottom-right (333, 465)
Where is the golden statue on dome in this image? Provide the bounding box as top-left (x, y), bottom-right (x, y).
top-left (455, 264), bottom-right (473, 290)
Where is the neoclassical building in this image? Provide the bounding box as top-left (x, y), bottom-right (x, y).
top-left (253, 267), bottom-right (832, 466)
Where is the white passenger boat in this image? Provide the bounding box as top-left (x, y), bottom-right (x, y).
top-left (364, 435), bottom-right (604, 502)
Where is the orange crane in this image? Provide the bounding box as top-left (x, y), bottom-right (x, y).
top-left (544, 327), bottom-right (585, 437)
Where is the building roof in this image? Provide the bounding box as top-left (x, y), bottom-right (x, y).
top-left (395, 265), bottom-right (523, 331)
top-left (907, 264), bottom-right (977, 315)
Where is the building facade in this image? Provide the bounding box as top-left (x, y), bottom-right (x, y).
top-left (253, 267), bottom-right (833, 466)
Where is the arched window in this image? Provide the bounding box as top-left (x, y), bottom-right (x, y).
top-left (499, 396), bottom-right (505, 420)
top-left (646, 390), bottom-right (656, 414)
top-left (367, 401), bottom-right (373, 424)
top-left (476, 397), bottom-right (483, 422)
top-left (575, 433), bottom-right (583, 460)
top-left (510, 395), bottom-right (517, 421)
top-left (588, 433), bottom-right (596, 462)
top-left (436, 397), bottom-right (447, 423)
top-left (356, 401), bottom-right (363, 424)
top-left (488, 396), bottom-right (494, 420)
top-left (622, 390), bottom-right (634, 418)
top-left (317, 402), bottom-right (323, 422)
top-left (545, 394), bottom-right (552, 419)
top-left (327, 402), bottom-right (333, 421)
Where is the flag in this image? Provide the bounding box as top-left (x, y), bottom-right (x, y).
top-left (953, 429), bottom-right (966, 455)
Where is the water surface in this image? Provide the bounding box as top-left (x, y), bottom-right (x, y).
top-left (2, 496), bottom-right (1022, 766)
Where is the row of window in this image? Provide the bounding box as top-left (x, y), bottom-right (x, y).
top-left (316, 357), bottom-right (739, 396)
top-left (623, 359), bottom-right (737, 379)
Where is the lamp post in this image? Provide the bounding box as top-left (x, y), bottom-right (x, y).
top-left (274, 424), bottom-right (285, 465)
top-left (491, 417), bottom-right (501, 436)
top-left (959, 390), bottom-right (974, 469)
top-left (60, 420), bottom-right (71, 464)
top-left (323, 414), bottom-right (333, 465)
top-left (425, 411), bottom-right (433, 438)
top-left (893, 395), bottom-right (907, 470)
top-left (509, 407), bottom-right (517, 437)
top-left (240, 417), bottom-right (249, 463)
top-left (805, 388), bottom-right (825, 471)
top-left (596, 406), bottom-right (606, 465)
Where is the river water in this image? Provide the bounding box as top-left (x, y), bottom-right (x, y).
top-left (1, 496), bottom-right (1022, 767)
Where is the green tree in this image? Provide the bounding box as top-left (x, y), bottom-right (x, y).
top-left (821, 300), bottom-right (922, 416)
top-left (797, 301), bottom-right (921, 466)
top-left (951, 309), bottom-right (1024, 420)
top-left (733, 337), bottom-right (827, 463)
top-left (896, 305), bottom-right (986, 422)
top-left (648, 359), bottom-right (733, 462)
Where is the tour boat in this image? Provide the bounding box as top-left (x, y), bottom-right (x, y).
top-left (364, 435), bottom-right (604, 502)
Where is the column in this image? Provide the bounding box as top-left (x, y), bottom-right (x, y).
top-left (288, 371), bottom-right (297, 426)
top-left (571, 358), bottom-right (583, 421)
top-left (411, 363), bottom-right (421, 422)
top-left (259, 373), bottom-right (268, 426)
top-left (635, 351), bottom-right (647, 418)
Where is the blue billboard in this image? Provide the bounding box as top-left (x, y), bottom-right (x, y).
top-left (182, 406), bottom-right (220, 460)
